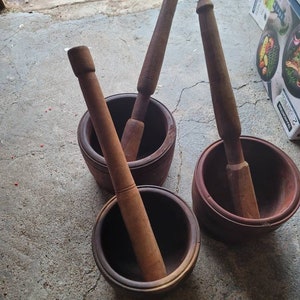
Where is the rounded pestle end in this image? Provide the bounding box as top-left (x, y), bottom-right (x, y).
top-left (196, 0), bottom-right (213, 14)
top-left (68, 46), bottom-right (95, 77)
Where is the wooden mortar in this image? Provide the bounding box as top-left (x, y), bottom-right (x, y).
top-left (92, 185), bottom-right (201, 296)
top-left (77, 93), bottom-right (176, 193)
top-left (192, 136), bottom-right (300, 243)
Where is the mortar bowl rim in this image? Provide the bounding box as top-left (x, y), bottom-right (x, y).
top-left (92, 185), bottom-right (201, 294)
top-left (193, 135), bottom-right (300, 227)
top-left (77, 92), bottom-right (176, 170)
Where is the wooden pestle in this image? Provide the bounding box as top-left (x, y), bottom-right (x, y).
top-left (196, 0), bottom-right (260, 219)
top-left (68, 46), bottom-right (167, 281)
top-left (120, 0), bottom-right (178, 161)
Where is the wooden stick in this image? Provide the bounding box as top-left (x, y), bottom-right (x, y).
top-left (196, 0), bottom-right (260, 219)
top-left (68, 46), bottom-right (167, 281)
top-left (120, 0), bottom-right (178, 161)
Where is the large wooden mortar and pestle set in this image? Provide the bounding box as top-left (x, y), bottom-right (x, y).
top-left (69, 0), bottom-right (200, 296)
top-left (191, 0), bottom-right (300, 243)
top-left (68, 0), bottom-right (300, 297)
top-left (77, 0), bottom-right (178, 193)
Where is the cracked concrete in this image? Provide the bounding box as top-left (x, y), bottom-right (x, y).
top-left (1, 0), bottom-right (300, 299)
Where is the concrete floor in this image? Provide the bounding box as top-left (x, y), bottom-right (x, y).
top-left (2, 0), bottom-right (161, 18)
top-left (1, 0), bottom-right (300, 299)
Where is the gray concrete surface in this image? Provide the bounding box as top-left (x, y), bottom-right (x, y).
top-left (3, 0), bottom-right (161, 18)
top-left (1, 0), bottom-right (300, 299)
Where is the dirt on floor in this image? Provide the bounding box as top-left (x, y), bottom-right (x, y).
top-left (3, 0), bottom-right (162, 18)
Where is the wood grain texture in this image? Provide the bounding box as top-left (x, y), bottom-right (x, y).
top-left (196, 0), bottom-right (260, 219)
top-left (68, 46), bottom-right (167, 281)
top-left (121, 0), bottom-right (178, 161)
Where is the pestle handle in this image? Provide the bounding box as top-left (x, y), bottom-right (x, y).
top-left (68, 46), bottom-right (167, 281)
top-left (121, 0), bottom-right (178, 161)
top-left (196, 0), bottom-right (260, 219)
top-left (197, 0), bottom-right (241, 159)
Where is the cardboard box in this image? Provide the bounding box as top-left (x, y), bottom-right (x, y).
top-left (253, 0), bottom-right (300, 140)
top-left (249, 0), bottom-right (271, 29)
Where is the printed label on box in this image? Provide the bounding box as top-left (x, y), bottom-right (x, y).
top-left (274, 89), bottom-right (300, 137)
top-left (249, 0), bottom-right (270, 29)
top-left (249, 0), bottom-right (270, 30)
